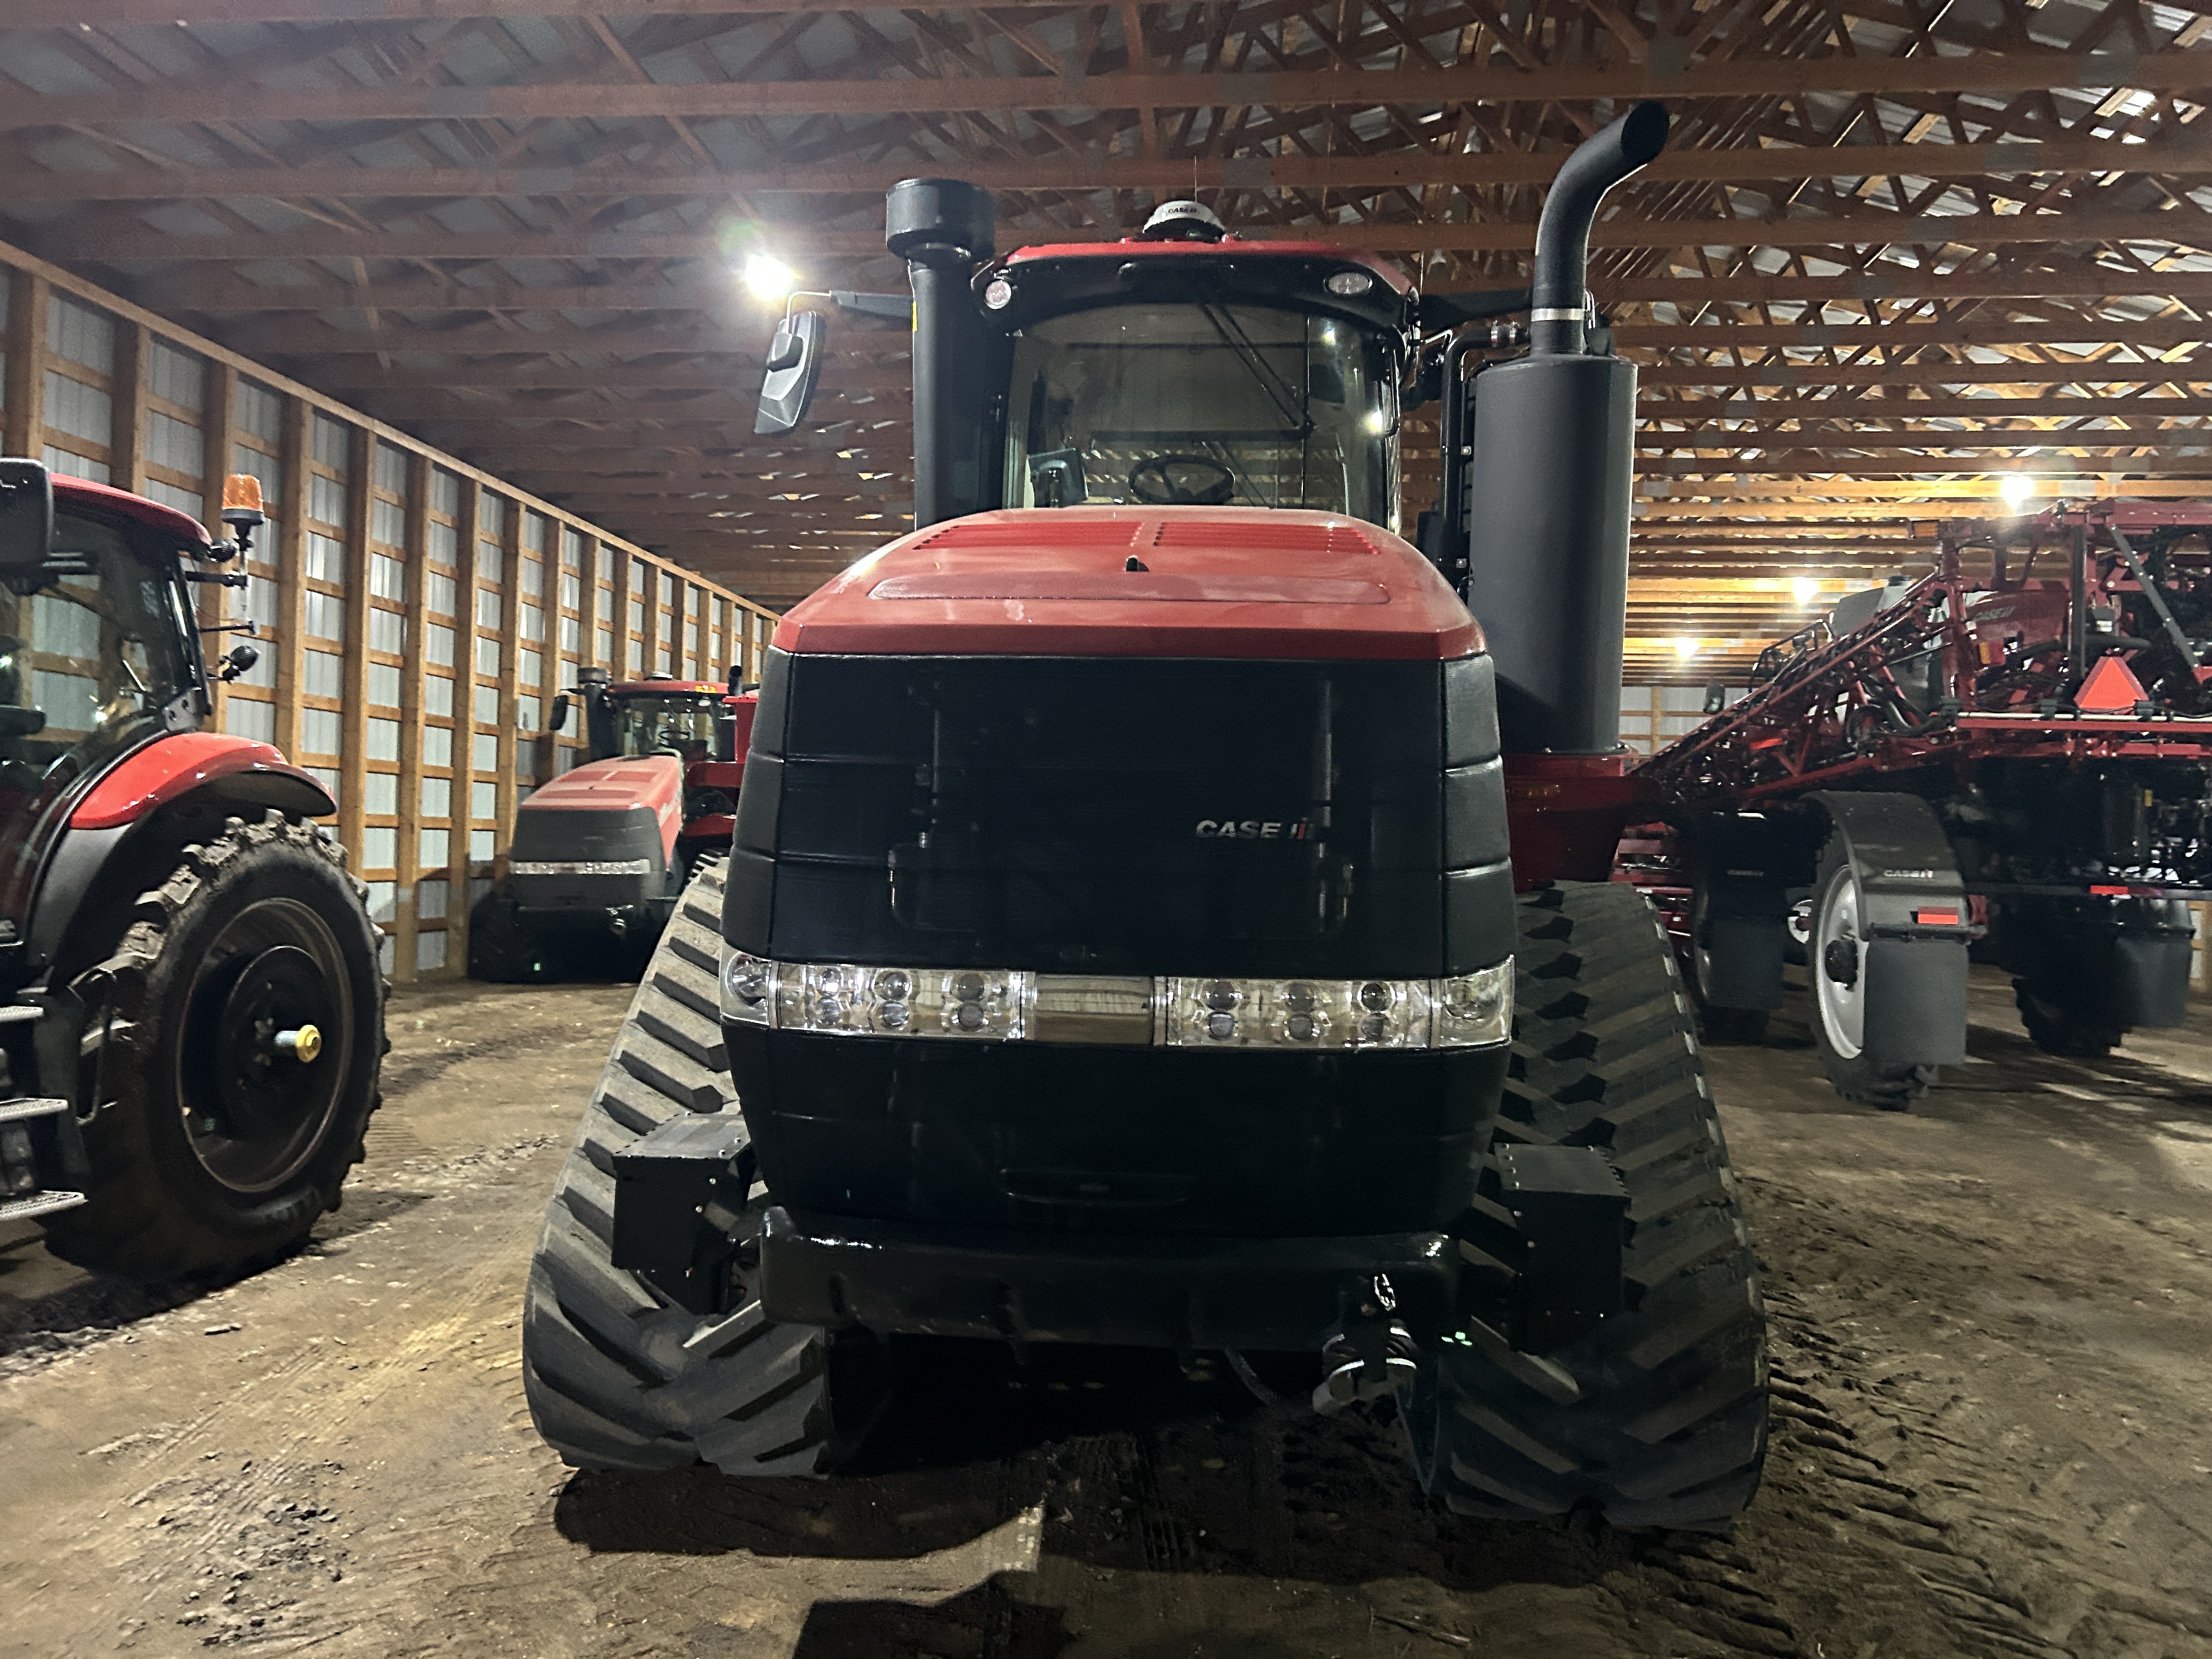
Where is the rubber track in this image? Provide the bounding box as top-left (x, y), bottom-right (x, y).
top-left (1410, 882), bottom-right (1770, 1530)
top-left (520, 857), bottom-right (844, 1477)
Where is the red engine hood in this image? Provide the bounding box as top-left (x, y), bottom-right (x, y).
top-left (771, 507), bottom-right (1481, 661)
top-left (521, 753), bottom-right (683, 857)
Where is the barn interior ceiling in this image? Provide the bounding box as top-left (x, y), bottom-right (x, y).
top-left (4, 0), bottom-right (2210, 680)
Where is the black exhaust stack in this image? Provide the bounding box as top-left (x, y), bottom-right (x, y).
top-left (1464, 102), bottom-right (1668, 754)
top-left (887, 179), bottom-right (998, 530)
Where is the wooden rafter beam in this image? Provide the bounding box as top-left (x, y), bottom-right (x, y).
top-left (35, 206), bottom-right (2212, 263)
top-left (137, 266), bottom-right (2212, 313)
top-left (9, 52), bottom-right (2210, 131)
top-left (15, 136), bottom-right (2212, 202)
top-left (223, 317), bottom-right (2212, 356)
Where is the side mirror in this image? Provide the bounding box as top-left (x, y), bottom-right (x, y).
top-left (0, 459), bottom-right (54, 575)
top-left (755, 310), bottom-right (827, 436)
top-left (218, 642), bottom-right (259, 683)
top-left (549, 692), bottom-right (570, 733)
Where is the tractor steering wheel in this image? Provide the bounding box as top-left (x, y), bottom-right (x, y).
top-left (1127, 454), bottom-right (1236, 506)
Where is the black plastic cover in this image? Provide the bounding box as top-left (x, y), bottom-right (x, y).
top-left (506, 802), bottom-right (664, 910)
top-left (728, 1024), bottom-right (1508, 1239)
top-left (727, 648), bottom-right (1514, 979)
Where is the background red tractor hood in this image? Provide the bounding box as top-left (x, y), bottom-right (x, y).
top-left (520, 753), bottom-right (684, 861)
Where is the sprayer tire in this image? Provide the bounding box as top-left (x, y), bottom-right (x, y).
top-left (521, 857), bottom-right (888, 1476)
top-left (1398, 881), bottom-right (1768, 1530)
top-left (41, 812), bottom-right (385, 1282)
top-left (2013, 978), bottom-right (2124, 1059)
top-left (1807, 838), bottom-right (1935, 1110)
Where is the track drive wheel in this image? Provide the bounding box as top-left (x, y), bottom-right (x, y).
top-left (42, 812), bottom-right (386, 1281)
top-left (1398, 881), bottom-right (1768, 1530)
top-left (466, 888), bottom-right (560, 983)
top-left (1808, 836), bottom-right (1935, 1110)
top-left (521, 857), bottom-right (889, 1476)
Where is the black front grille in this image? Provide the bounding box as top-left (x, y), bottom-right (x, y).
top-left (729, 649), bottom-right (1511, 978)
top-left (730, 1027), bottom-right (1508, 1238)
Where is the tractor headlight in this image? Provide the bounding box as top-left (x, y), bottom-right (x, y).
top-left (720, 951), bottom-right (774, 1025)
top-left (1434, 961), bottom-right (1514, 1048)
top-left (721, 952), bottom-right (1513, 1049)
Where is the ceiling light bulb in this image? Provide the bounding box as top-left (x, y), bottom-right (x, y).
top-left (1792, 577), bottom-right (1820, 605)
top-left (1673, 636), bottom-right (1700, 660)
top-left (742, 255), bottom-right (795, 303)
top-left (2000, 473), bottom-right (2035, 509)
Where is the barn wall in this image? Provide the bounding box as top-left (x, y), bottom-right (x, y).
top-left (0, 240), bottom-right (780, 984)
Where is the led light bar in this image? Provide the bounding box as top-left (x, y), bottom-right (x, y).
top-left (721, 955), bottom-right (1513, 1051)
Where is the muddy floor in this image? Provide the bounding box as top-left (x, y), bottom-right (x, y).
top-left (4, 966), bottom-right (2210, 1659)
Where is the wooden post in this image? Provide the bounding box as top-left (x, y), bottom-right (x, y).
top-left (338, 424), bottom-right (373, 874)
top-left (111, 321), bottom-right (147, 495)
top-left (272, 395), bottom-right (309, 770)
top-left (3, 270), bottom-right (48, 460)
top-left (201, 360), bottom-right (239, 733)
top-left (447, 478), bottom-right (484, 968)
top-left (493, 503), bottom-right (526, 869)
top-left (394, 451), bottom-right (433, 983)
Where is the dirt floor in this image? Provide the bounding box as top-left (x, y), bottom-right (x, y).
top-left (4, 964), bottom-right (2211, 1659)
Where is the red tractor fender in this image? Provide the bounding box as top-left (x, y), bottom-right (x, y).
top-left (70, 732), bottom-right (336, 831)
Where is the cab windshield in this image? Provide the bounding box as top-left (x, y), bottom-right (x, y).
top-left (0, 506), bottom-right (195, 790)
top-left (613, 693), bottom-right (721, 762)
top-left (1004, 303), bottom-right (1398, 530)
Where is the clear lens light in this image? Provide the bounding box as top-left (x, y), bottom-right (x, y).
top-left (983, 276), bottom-right (1014, 309)
top-left (722, 955), bottom-right (1513, 1049)
top-left (1325, 270), bottom-right (1374, 296)
top-left (720, 950), bottom-right (774, 1025)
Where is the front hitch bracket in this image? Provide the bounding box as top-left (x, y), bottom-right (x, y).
top-left (1312, 1273), bottom-right (1420, 1413)
top-left (1497, 1143), bottom-right (1629, 1351)
top-left (610, 1110), bottom-right (752, 1314)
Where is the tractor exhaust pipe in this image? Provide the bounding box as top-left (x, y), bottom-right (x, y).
top-left (1527, 101), bottom-right (1670, 358)
top-left (887, 178), bottom-right (998, 530)
top-left (1466, 102), bottom-right (1668, 754)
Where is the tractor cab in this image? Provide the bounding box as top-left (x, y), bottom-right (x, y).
top-left (555, 669), bottom-right (740, 766)
top-left (0, 464), bottom-right (268, 985)
top-left (761, 190), bottom-right (1428, 537)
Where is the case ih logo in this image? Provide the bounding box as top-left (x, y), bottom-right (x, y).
top-left (1194, 819), bottom-right (1314, 841)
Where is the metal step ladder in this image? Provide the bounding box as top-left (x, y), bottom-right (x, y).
top-left (0, 1001), bottom-right (85, 1222)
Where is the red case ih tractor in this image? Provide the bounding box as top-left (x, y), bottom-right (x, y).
top-left (0, 460), bottom-right (385, 1280)
top-left (522, 107), bottom-right (1770, 1529)
top-left (1630, 501), bottom-right (2212, 1109)
top-left (467, 669), bottom-right (755, 981)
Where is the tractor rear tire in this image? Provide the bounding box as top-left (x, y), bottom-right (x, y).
top-left (521, 857), bottom-right (889, 1476)
top-left (41, 813), bottom-right (385, 1282)
top-left (2013, 977), bottom-right (2124, 1059)
top-left (1398, 881), bottom-right (1768, 1531)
